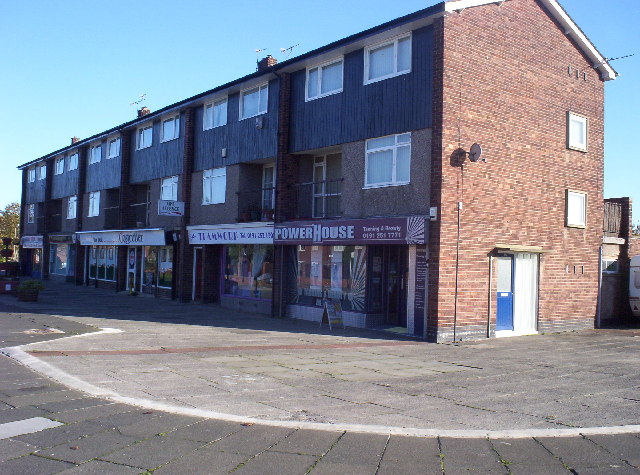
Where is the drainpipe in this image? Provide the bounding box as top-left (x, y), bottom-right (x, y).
top-left (453, 201), bottom-right (462, 341)
top-left (487, 254), bottom-right (493, 337)
top-left (596, 245), bottom-right (603, 328)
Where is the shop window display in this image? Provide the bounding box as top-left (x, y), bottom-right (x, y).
top-left (224, 245), bottom-right (273, 300)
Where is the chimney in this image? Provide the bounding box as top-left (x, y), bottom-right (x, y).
top-left (137, 106), bottom-right (151, 118)
top-left (257, 55), bottom-right (278, 72)
top-left (71, 136), bottom-right (80, 144)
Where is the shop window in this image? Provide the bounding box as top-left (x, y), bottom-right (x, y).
top-left (88, 245), bottom-right (116, 281)
top-left (143, 246), bottom-right (157, 288)
top-left (223, 244), bottom-right (273, 300)
top-left (89, 247), bottom-right (97, 279)
top-left (158, 247), bottom-right (173, 288)
top-left (49, 244), bottom-right (74, 276)
top-left (293, 245), bottom-right (367, 312)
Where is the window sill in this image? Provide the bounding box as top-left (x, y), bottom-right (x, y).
top-left (240, 111), bottom-right (266, 121)
top-left (567, 146), bottom-right (588, 153)
top-left (364, 69), bottom-right (411, 86)
top-left (136, 145), bottom-right (152, 151)
top-left (305, 89), bottom-right (343, 102)
top-left (202, 201), bottom-right (225, 206)
top-left (565, 223), bottom-right (586, 229)
top-left (203, 124), bottom-right (226, 131)
top-left (362, 181), bottom-right (410, 190)
top-left (161, 137), bottom-right (179, 143)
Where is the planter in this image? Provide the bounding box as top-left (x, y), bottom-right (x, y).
top-left (17, 289), bottom-right (39, 302)
top-left (0, 280), bottom-right (19, 294)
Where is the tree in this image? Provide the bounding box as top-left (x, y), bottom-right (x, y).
top-left (0, 202), bottom-right (20, 240)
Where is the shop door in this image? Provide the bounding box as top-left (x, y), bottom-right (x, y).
top-left (127, 247), bottom-right (137, 291)
top-left (368, 246), bottom-right (408, 327)
top-left (193, 247), bottom-right (203, 301)
top-left (496, 255), bottom-right (514, 331)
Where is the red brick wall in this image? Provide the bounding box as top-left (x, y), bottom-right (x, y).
top-left (430, 0), bottom-right (605, 340)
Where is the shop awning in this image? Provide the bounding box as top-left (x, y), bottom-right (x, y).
top-left (76, 229), bottom-right (166, 246)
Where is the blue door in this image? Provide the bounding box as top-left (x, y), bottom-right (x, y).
top-left (496, 255), bottom-right (514, 331)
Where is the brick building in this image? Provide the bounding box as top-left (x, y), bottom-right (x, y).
top-left (18, 0), bottom-right (617, 341)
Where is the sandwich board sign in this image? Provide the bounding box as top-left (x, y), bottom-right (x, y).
top-left (321, 299), bottom-right (344, 330)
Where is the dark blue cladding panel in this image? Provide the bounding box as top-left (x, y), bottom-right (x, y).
top-left (193, 79), bottom-right (279, 172)
top-left (25, 180), bottom-right (45, 204)
top-left (52, 166), bottom-right (79, 199)
top-left (289, 26), bottom-right (433, 152)
top-left (86, 140), bottom-right (122, 192)
top-left (130, 112), bottom-right (185, 184)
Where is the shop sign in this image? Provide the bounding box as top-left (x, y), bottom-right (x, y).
top-left (21, 235), bottom-right (43, 249)
top-left (49, 234), bottom-right (75, 244)
top-left (158, 200), bottom-right (184, 217)
top-left (77, 230), bottom-right (166, 246)
top-left (274, 216), bottom-right (426, 245)
top-left (188, 225), bottom-right (274, 244)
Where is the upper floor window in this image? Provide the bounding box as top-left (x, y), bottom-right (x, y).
top-left (88, 191), bottom-right (100, 217)
top-left (204, 98), bottom-right (228, 130)
top-left (602, 258), bottom-right (619, 274)
top-left (306, 58), bottom-right (343, 101)
top-left (567, 112), bottom-right (588, 152)
top-left (364, 132), bottom-right (411, 188)
top-left (566, 190), bottom-right (586, 228)
top-left (38, 164), bottom-right (47, 180)
top-left (364, 33), bottom-right (411, 84)
top-left (107, 137), bottom-right (121, 158)
top-left (137, 124), bottom-right (153, 150)
top-left (161, 176), bottom-right (178, 201)
top-left (240, 84), bottom-right (268, 120)
top-left (89, 144), bottom-right (102, 164)
top-left (27, 168), bottom-right (36, 183)
top-left (27, 204), bottom-right (35, 223)
top-left (67, 195), bottom-right (77, 220)
top-left (202, 167), bottom-right (226, 205)
top-left (68, 153), bottom-right (78, 171)
top-left (161, 115), bottom-right (180, 142)
top-left (55, 157), bottom-right (65, 175)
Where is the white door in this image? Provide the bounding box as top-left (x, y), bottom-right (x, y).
top-left (512, 253), bottom-right (538, 333)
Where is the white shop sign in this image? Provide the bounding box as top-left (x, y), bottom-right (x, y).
top-left (188, 224), bottom-right (274, 245)
top-left (21, 235), bottom-right (43, 249)
top-left (158, 200), bottom-right (184, 217)
top-left (77, 229), bottom-right (166, 246)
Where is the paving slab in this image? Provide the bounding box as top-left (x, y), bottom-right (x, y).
top-left (376, 435), bottom-right (442, 475)
top-left (440, 438), bottom-right (508, 474)
top-left (490, 438), bottom-right (571, 474)
top-left (0, 438), bottom-right (35, 462)
top-left (99, 435), bottom-right (203, 470)
top-left (56, 459), bottom-right (142, 474)
top-left (236, 450), bottom-right (317, 474)
top-left (37, 428), bottom-right (138, 464)
top-left (585, 434), bottom-right (640, 468)
top-left (208, 425), bottom-right (295, 455)
top-left (13, 420), bottom-right (107, 449)
top-left (153, 446), bottom-right (249, 475)
top-left (310, 432), bottom-right (388, 475)
top-left (0, 454), bottom-right (75, 474)
top-left (268, 428), bottom-right (342, 456)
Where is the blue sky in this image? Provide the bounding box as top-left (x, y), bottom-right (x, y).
top-left (1, 0), bottom-right (638, 222)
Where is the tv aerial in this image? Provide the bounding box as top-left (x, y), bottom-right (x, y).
top-left (280, 43), bottom-right (300, 59)
top-left (130, 94), bottom-right (147, 106)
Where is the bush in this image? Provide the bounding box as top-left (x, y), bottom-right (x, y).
top-left (18, 280), bottom-right (45, 292)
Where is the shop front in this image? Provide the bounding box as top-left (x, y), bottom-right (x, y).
top-left (20, 235), bottom-right (43, 279)
top-left (48, 235), bottom-right (76, 281)
top-left (188, 223), bottom-right (274, 314)
top-left (76, 229), bottom-right (172, 296)
top-left (274, 216), bottom-right (428, 336)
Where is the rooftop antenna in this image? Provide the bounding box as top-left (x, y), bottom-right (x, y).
top-left (255, 48), bottom-right (268, 70)
top-left (130, 94), bottom-right (147, 107)
top-left (280, 43), bottom-right (300, 59)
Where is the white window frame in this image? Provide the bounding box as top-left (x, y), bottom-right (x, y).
top-left (239, 83), bottom-right (268, 120)
top-left (107, 137), bottom-right (121, 158)
top-left (601, 258), bottom-right (619, 274)
top-left (89, 144), bottom-right (102, 164)
top-left (67, 195), bottom-right (77, 220)
top-left (38, 163), bottom-right (47, 180)
top-left (88, 191), bottom-right (100, 217)
top-left (364, 132), bottom-right (411, 188)
top-left (262, 163), bottom-right (275, 211)
top-left (55, 157), bottom-right (65, 175)
top-left (364, 33), bottom-right (412, 85)
top-left (68, 153), bottom-right (78, 171)
top-left (305, 57), bottom-right (344, 101)
top-left (161, 115), bottom-right (180, 142)
top-left (567, 112), bottom-right (588, 152)
top-left (27, 204), bottom-right (35, 223)
top-left (203, 97), bottom-right (228, 130)
top-left (566, 189), bottom-right (587, 228)
top-left (202, 167), bottom-right (226, 205)
top-left (137, 124), bottom-right (153, 150)
top-left (161, 176), bottom-right (179, 201)
top-left (27, 167), bottom-right (36, 183)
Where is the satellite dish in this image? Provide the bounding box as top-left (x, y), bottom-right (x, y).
top-left (469, 143), bottom-right (483, 162)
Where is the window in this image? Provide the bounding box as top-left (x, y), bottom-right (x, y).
top-left (161, 115), bottom-right (180, 142)
top-left (364, 33), bottom-right (411, 84)
top-left (161, 176), bottom-right (178, 201)
top-left (202, 167), bottom-right (226, 205)
top-left (262, 164), bottom-right (275, 212)
top-left (567, 112), bottom-right (588, 152)
top-left (88, 191), bottom-right (100, 217)
top-left (89, 246), bottom-right (116, 281)
top-left (313, 154), bottom-right (342, 218)
top-left (141, 246), bottom-right (172, 288)
top-left (566, 190), bottom-right (586, 228)
top-left (204, 98), bottom-right (228, 129)
top-left (158, 247), bottom-right (173, 288)
top-left (224, 244), bottom-right (273, 300)
top-left (38, 164), bottom-right (47, 180)
top-left (364, 133), bottom-right (411, 188)
top-left (55, 157), bottom-right (65, 175)
top-left (240, 83), bottom-right (268, 119)
top-left (89, 144), bottom-right (101, 164)
top-left (27, 204), bottom-right (35, 223)
top-left (27, 168), bottom-right (36, 183)
top-left (107, 137), bottom-right (120, 158)
top-left (306, 58), bottom-right (343, 101)
top-left (49, 244), bottom-right (74, 276)
top-left (68, 153), bottom-right (78, 171)
top-left (67, 195), bottom-right (77, 219)
top-left (601, 258), bottom-right (619, 274)
top-left (137, 124), bottom-right (153, 149)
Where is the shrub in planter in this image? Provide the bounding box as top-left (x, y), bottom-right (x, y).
top-left (17, 280), bottom-right (44, 302)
